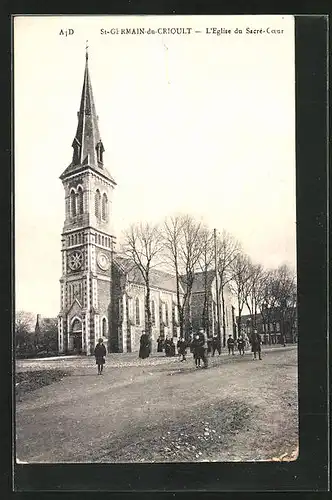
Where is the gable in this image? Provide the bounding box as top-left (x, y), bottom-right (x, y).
top-left (67, 297), bottom-right (83, 318)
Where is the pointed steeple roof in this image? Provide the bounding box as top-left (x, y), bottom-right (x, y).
top-left (61, 46), bottom-right (116, 184)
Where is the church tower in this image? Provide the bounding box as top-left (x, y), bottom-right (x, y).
top-left (58, 48), bottom-right (116, 355)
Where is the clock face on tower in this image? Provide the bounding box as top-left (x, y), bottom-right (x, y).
top-left (97, 252), bottom-right (110, 271)
top-left (68, 250), bottom-right (83, 271)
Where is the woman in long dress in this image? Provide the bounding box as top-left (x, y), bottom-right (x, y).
top-left (139, 331), bottom-right (150, 359)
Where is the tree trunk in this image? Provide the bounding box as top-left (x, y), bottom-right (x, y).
top-left (145, 274), bottom-right (152, 338)
top-left (174, 256), bottom-right (184, 339)
top-left (237, 298), bottom-right (242, 339)
top-left (221, 286), bottom-right (227, 345)
top-left (267, 313), bottom-right (271, 345)
top-left (202, 269), bottom-right (208, 332)
top-left (253, 301), bottom-right (258, 329)
top-left (186, 287), bottom-right (193, 338)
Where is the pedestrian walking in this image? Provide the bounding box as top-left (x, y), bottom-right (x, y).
top-left (191, 333), bottom-right (202, 368)
top-left (139, 330), bottom-right (150, 359)
top-left (251, 330), bottom-right (262, 360)
top-left (177, 337), bottom-right (187, 361)
top-left (94, 338), bottom-right (106, 375)
top-left (237, 335), bottom-right (245, 356)
top-left (212, 334), bottom-right (221, 356)
top-left (227, 335), bottom-right (235, 355)
top-left (169, 338), bottom-right (176, 357)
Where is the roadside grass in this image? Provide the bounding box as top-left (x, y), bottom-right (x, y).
top-left (97, 398), bottom-right (255, 463)
top-left (15, 370), bottom-right (71, 400)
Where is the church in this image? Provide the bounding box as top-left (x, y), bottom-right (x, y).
top-left (58, 50), bottom-right (235, 355)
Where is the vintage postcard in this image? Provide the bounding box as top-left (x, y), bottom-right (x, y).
top-left (14, 15), bottom-right (298, 465)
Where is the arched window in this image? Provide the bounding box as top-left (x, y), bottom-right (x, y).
top-left (135, 298), bottom-right (140, 325)
top-left (70, 190), bottom-right (76, 218)
top-left (102, 193), bottom-right (108, 220)
top-left (102, 318), bottom-right (107, 336)
top-left (95, 189), bottom-right (101, 218)
top-left (77, 187), bottom-right (83, 215)
top-left (72, 318), bottom-right (82, 332)
top-left (165, 303), bottom-right (169, 326)
top-left (102, 235), bottom-right (105, 246)
top-left (74, 234), bottom-right (77, 245)
top-left (151, 300), bottom-right (156, 326)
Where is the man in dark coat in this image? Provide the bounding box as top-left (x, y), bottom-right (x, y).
top-left (251, 330), bottom-right (262, 360)
top-left (164, 337), bottom-right (170, 357)
top-left (94, 338), bottom-right (106, 375)
top-left (212, 335), bottom-right (221, 356)
top-left (169, 338), bottom-right (176, 357)
top-left (157, 336), bottom-right (164, 353)
top-left (139, 331), bottom-right (150, 359)
top-left (227, 335), bottom-right (235, 355)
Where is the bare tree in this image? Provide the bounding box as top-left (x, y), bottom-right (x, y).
top-left (15, 311), bottom-right (36, 350)
top-left (216, 230), bottom-right (241, 345)
top-left (244, 262), bottom-right (265, 329)
top-left (162, 215), bottom-right (186, 338)
top-left (198, 226), bottom-right (214, 335)
top-left (229, 252), bottom-right (251, 339)
top-left (256, 266), bottom-right (297, 345)
top-left (254, 269), bottom-right (271, 344)
top-left (178, 215), bottom-right (204, 337)
top-left (121, 222), bottom-right (163, 337)
top-left (273, 264), bottom-right (297, 343)
top-left (162, 214), bottom-right (203, 339)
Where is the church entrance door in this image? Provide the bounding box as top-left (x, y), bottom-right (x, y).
top-left (71, 318), bottom-right (83, 354)
top-left (72, 333), bottom-right (82, 353)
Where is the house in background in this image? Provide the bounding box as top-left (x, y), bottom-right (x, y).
top-left (238, 307), bottom-right (297, 345)
top-left (34, 314), bottom-right (58, 354)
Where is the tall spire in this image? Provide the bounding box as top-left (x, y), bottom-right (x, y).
top-left (71, 45), bottom-right (104, 169)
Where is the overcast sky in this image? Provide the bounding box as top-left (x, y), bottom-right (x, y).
top-left (14, 15), bottom-right (296, 317)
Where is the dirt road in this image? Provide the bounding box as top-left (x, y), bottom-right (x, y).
top-left (16, 346), bottom-right (298, 463)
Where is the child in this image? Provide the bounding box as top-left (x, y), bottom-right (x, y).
top-left (177, 337), bottom-right (187, 361)
top-left (227, 335), bottom-right (235, 355)
top-left (191, 334), bottom-right (202, 368)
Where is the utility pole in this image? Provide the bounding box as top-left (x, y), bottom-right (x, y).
top-left (214, 228), bottom-right (221, 344)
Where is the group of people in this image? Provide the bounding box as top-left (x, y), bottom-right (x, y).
top-left (226, 335), bottom-right (245, 356)
top-left (93, 328), bottom-right (263, 375)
